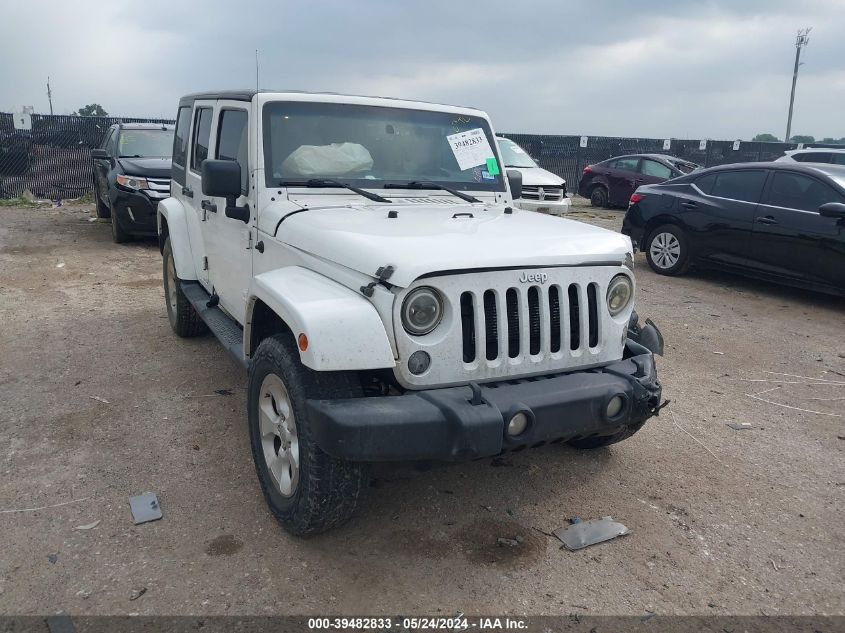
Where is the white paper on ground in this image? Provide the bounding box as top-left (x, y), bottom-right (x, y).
top-left (446, 128), bottom-right (495, 171)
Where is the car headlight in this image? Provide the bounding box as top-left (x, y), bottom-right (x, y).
top-left (401, 287), bottom-right (443, 335)
top-left (606, 274), bottom-right (633, 317)
top-left (116, 174), bottom-right (149, 190)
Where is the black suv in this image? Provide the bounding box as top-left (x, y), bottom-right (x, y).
top-left (91, 123), bottom-right (174, 242)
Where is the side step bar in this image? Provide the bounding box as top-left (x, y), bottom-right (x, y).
top-left (180, 281), bottom-right (248, 369)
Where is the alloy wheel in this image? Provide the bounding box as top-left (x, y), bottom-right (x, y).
top-left (649, 232), bottom-right (681, 269)
top-left (258, 373), bottom-right (300, 497)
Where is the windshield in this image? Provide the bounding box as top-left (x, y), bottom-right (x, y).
top-left (669, 159), bottom-right (701, 174)
top-left (118, 129), bottom-right (173, 158)
top-left (496, 138), bottom-right (538, 168)
top-left (262, 102), bottom-right (505, 192)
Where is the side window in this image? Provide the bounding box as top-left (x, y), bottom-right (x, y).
top-left (611, 157), bottom-right (639, 172)
top-left (694, 173), bottom-right (716, 194)
top-left (172, 107), bottom-right (191, 167)
top-left (640, 159), bottom-right (672, 179)
top-left (190, 107), bottom-right (213, 172)
top-left (710, 170), bottom-right (767, 203)
top-left (832, 154), bottom-right (845, 166)
top-left (766, 172), bottom-right (845, 212)
top-left (794, 152), bottom-right (830, 163)
top-left (216, 109), bottom-right (249, 193)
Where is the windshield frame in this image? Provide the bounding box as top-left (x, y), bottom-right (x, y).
top-left (496, 137), bottom-right (538, 169)
top-left (261, 101), bottom-right (506, 193)
top-left (116, 128), bottom-right (174, 158)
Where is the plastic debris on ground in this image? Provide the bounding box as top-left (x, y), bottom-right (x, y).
top-left (129, 493), bottom-right (162, 525)
top-left (554, 516), bottom-right (630, 551)
top-left (726, 422), bottom-right (753, 430)
top-left (74, 520), bottom-right (101, 530)
top-left (496, 535), bottom-right (524, 548)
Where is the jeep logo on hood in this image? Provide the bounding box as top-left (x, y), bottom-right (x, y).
top-left (519, 272), bottom-right (548, 283)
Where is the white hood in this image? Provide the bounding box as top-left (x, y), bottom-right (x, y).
top-left (275, 201), bottom-right (631, 287)
top-left (510, 166), bottom-right (565, 187)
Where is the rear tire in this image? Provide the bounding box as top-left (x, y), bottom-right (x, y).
top-left (590, 185), bottom-right (609, 208)
top-left (645, 224), bottom-right (689, 276)
top-left (567, 422), bottom-right (644, 449)
top-left (249, 333), bottom-right (368, 535)
top-left (162, 237), bottom-right (207, 337)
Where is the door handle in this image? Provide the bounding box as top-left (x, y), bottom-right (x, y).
top-left (201, 199), bottom-right (217, 213)
top-left (681, 201), bottom-right (697, 209)
top-left (255, 240), bottom-right (264, 253)
top-left (181, 186), bottom-right (194, 198)
top-left (756, 216), bottom-right (778, 225)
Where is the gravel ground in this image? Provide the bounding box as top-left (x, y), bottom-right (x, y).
top-left (1, 199), bottom-right (843, 616)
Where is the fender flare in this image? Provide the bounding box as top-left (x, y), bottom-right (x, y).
top-left (157, 197), bottom-right (197, 280)
top-left (246, 267), bottom-right (395, 372)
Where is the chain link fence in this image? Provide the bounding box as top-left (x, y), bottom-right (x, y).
top-left (1, 112), bottom-right (839, 199)
top-left (0, 113), bottom-right (173, 200)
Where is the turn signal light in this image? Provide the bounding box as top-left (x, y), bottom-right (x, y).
top-left (298, 333), bottom-right (308, 352)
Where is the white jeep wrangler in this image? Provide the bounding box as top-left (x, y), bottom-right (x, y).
top-left (157, 90), bottom-right (664, 535)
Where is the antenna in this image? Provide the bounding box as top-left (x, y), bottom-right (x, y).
top-left (255, 49), bottom-right (259, 91)
top-left (785, 27), bottom-right (811, 143)
top-left (46, 76), bottom-right (53, 115)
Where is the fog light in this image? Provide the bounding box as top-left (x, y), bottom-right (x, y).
top-left (408, 350), bottom-right (431, 375)
top-left (606, 395), bottom-right (625, 418)
top-left (507, 412), bottom-right (529, 436)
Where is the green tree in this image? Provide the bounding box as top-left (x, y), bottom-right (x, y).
top-left (752, 133), bottom-right (780, 142)
top-left (789, 134), bottom-right (815, 144)
top-left (820, 137), bottom-right (845, 145)
top-left (76, 104), bottom-right (108, 117)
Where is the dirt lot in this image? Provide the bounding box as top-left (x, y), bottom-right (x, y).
top-left (1, 198), bottom-right (843, 616)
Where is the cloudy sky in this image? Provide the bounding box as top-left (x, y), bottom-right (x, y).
top-left (1, 0), bottom-right (843, 141)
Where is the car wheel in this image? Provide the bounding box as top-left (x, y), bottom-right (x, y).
top-left (567, 421), bottom-right (645, 449)
top-left (645, 224), bottom-right (689, 276)
top-left (110, 201), bottom-right (130, 243)
top-left (94, 188), bottom-right (111, 219)
top-left (249, 333), bottom-right (368, 535)
top-left (162, 238), bottom-right (208, 338)
top-left (590, 185), bottom-right (609, 208)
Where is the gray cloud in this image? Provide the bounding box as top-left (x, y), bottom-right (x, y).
top-left (1, 0), bottom-right (842, 140)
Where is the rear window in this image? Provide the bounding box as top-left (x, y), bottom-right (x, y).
top-left (710, 170), bottom-right (767, 203)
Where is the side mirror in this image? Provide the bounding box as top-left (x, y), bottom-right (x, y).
top-left (507, 169), bottom-right (523, 200)
top-left (819, 202), bottom-right (845, 218)
top-left (91, 149), bottom-right (109, 160)
top-left (201, 159), bottom-right (250, 223)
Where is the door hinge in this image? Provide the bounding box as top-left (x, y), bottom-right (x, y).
top-left (202, 256), bottom-right (208, 271)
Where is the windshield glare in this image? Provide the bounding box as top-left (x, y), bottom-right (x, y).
top-left (263, 102), bottom-right (505, 192)
top-left (118, 129), bottom-right (173, 158)
top-left (497, 138), bottom-right (538, 168)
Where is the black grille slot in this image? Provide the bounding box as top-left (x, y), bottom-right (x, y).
top-left (568, 284), bottom-right (580, 350)
top-left (460, 292), bottom-right (475, 363)
top-left (506, 288), bottom-right (520, 358)
top-left (528, 286), bottom-right (541, 355)
top-left (587, 283), bottom-right (599, 348)
top-left (549, 286), bottom-right (561, 353)
top-left (483, 290), bottom-right (498, 361)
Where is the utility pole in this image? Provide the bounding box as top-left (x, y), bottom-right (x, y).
top-left (785, 28), bottom-right (811, 143)
top-left (46, 76), bottom-right (53, 115)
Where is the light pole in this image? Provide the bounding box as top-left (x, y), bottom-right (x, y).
top-left (785, 28), bottom-right (811, 143)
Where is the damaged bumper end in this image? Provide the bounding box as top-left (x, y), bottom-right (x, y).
top-left (306, 335), bottom-right (664, 463)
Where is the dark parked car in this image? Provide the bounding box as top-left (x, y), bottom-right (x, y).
top-left (622, 162), bottom-right (845, 296)
top-left (578, 154), bottom-right (700, 208)
top-left (91, 123), bottom-right (174, 242)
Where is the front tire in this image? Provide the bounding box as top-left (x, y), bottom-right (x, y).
top-left (249, 333), bottom-right (368, 535)
top-left (590, 185), bottom-right (609, 208)
top-left (645, 224), bottom-right (689, 276)
top-left (162, 237), bottom-right (207, 337)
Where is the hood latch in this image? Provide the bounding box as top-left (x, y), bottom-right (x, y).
top-left (360, 265), bottom-right (395, 297)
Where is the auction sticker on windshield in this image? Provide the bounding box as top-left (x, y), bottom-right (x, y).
top-left (447, 128), bottom-right (495, 171)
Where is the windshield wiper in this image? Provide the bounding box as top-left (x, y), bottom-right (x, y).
top-left (279, 178), bottom-right (391, 203)
top-left (119, 154), bottom-right (142, 158)
top-left (383, 181), bottom-right (481, 203)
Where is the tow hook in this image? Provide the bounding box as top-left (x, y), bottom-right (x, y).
top-left (627, 310), bottom-right (664, 356)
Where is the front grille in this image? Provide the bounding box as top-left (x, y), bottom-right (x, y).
top-left (145, 177), bottom-right (171, 200)
top-left (460, 283), bottom-right (600, 363)
top-left (521, 185), bottom-right (565, 202)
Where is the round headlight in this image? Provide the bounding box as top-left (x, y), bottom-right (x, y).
top-left (606, 275), bottom-right (633, 317)
top-left (401, 287), bottom-right (443, 336)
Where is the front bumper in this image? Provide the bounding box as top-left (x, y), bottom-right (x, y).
top-left (307, 340), bottom-right (662, 462)
top-left (515, 197), bottom-right (572, 216)
top-left (110, 187), bottom-right (160, 235)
